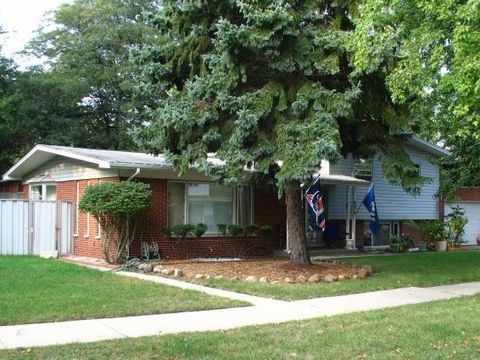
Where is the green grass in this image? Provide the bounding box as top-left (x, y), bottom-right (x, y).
top-left (0, 256), bottom-right (245, 325)
top-left (2, 294), bottom-right (480, 359)
top-left (197, 250), bottom-right (480, 300)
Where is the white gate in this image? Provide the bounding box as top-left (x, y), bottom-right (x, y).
top-left (0, 200), bottom-right (73, 256)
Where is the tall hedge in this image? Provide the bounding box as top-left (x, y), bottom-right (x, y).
top-left (79, 181), bottom-right (152, 263)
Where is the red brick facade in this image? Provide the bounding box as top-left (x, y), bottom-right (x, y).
top-left (132, 179), bottom-right (286, 260)
top-left (38, 177), bottom-right (287, 261)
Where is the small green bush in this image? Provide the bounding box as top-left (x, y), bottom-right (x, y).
top-left (242, 224), bottom-right (257, 238)
top-left (390, 234), bottom-right (414, 253)
top-left (217, 224), bottom-right (228, 236)
top-left (227, 224), bottom-right (243, 238)
top-left (193, 223), bottom-right (208, 238)
top-left (172, 224), bottom-right (195, 239)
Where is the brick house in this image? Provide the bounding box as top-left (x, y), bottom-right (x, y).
top-left (2, 138), bottom-right (450, 260)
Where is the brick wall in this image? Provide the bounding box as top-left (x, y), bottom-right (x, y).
top-left (455, 187), bottom-right (480, 201)
top-left (55, 178), bottom-right (120, 259)
top-left (48, 177), bottom-right (286, 261)
top-left (0, 181), bottom-right (22, 194)
top-left (132, 179), bottom-right (286, 260)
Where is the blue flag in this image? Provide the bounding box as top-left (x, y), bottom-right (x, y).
top-left (362, 183), bottom-right (380, 234)
top-left (305, 180), bottom-right (326, 232)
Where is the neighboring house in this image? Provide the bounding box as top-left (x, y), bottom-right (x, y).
top-left (1, 137), bottom-right (449, 260)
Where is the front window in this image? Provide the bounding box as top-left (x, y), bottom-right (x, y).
top-left (168, 182), bottom-right (253, 234)
top-left (30, 184), bottom-right (57, 201)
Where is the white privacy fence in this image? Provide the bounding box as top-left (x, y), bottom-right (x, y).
top-left (0, 200), bottom-right (73, 256)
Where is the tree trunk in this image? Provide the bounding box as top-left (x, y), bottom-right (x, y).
top-left (284, 181), bottom-right (310, 265)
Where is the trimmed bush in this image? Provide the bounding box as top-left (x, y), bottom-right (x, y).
top-left (79, 181), bottom-right (151, 263)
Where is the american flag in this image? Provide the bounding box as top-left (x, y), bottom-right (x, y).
top-left (305, 181), bottom-right (326, 232)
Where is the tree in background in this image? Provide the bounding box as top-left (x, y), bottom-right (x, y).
top-left (134, 1), bottom-right (426, 265)
top-left (352, 0), bottom-right (479, 196)
top-left (27, 0), bottom-right (161, 151)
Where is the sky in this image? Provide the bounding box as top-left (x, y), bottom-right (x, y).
top-left (0, 0), bottom-right (71, 68)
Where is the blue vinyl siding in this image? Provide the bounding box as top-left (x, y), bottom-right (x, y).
top-left (328, 146), bottom-right (440, 220)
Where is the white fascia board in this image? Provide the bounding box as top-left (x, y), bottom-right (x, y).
top-left (3, 145), bottom-right (111, 181)
top-left (3, 146), bottom-right (42, 180)
top-left (35, 145), bottom-right (112, 169)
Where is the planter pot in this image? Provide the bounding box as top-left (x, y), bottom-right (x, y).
top-left (435, 240), bottom-right (447, 252)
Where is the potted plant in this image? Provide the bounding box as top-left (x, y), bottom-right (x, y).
top-left (428, 220), bottom-right (448, 252)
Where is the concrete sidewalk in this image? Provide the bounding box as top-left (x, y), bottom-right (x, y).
top-left (1, 281), bottom-right (480, 350)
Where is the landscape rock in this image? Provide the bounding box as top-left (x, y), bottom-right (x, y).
top-left (358, 268), bottom-right (370, 279)
top-left (138, 263), bottom-right (146, 271)
top-left (245, 276), bottom-right (257, 282)
top-left (173, 268), bottom-right (184, 277)
top-left (284, 277), bottom-right (293, 283)
top-left (153, 265), bottom-right (164, 273)
top-left (259, 277), bottom-right (268, 283)
top-left (214, 275), bottom-right (224, 280)
top-left (161, 268), bottom-right (174, 275)
top-left (194, 273), bottom-right (204, 280)
top-left (308, 274), bottom-right (321, 283)
top-left (270, 280), bottom-right (280, 284)
top-left (143, 264), bottom-right (153, 273)
top-left (364, 265), bottom-right (374, 274)
top-left (296, 275), bottom-right (307, 283)
top-left (323, 274), bottom-right (337, 282)
top-left (352, 274), bottom-right (359, 279)
top-left (337, 275), bottom-right (346, 281)
top-left (230, 276), bottom-right (239, 281)
top-left (205, 275), bottom-right (211, 279)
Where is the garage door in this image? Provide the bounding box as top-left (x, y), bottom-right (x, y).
top-left (446, 202), bottom-right (480, 245)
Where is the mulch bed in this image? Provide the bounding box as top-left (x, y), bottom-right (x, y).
top-left (144, 259), bottom-right (370, 283)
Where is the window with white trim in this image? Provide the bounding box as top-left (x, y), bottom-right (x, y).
top-left (29, 184), bottom-right (57, 201)
top-left (167, 182), bottom-right (253, 233)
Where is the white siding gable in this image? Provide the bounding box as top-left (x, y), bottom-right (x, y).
top-left (24, 156), bottom-right (118, 183)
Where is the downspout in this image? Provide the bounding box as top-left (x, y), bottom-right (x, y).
top-left (127, 168), bottom-right (141, 181)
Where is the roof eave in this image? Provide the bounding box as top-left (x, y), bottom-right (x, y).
top-left (3, 144), bottom-right (112, 181)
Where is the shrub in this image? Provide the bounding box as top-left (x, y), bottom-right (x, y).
top-left (217, 224), bottom-right (228, 236)
top-left (227, 224), bottom-right (243, 238)
top-left (446, 206), bottom-right (468, 246)
top-left (172, 224), bottom-right (195, 239)
top-left (242, 224), bottom-right (257, 238)
top-left (390, 234), bottom-right (414, 253)
top-left (79, 181), bottom-right (151, 263)
top-left (193, 223), bottom-right (208, 238)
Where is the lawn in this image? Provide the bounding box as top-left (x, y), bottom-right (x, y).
top-left (2, 294), bottom-right (479, 359)
top-left (0, 256), bottom-right (245, 325)
top-left (195, 250), bottom-right (480, 300)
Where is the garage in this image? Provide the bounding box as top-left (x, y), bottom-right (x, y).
top-left (446, 202), bottom-right (480, 245)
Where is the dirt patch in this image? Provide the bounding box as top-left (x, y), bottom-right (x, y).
top-left (143, 259), bottom-right (371, 283)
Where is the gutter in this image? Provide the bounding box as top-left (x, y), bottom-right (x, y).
top-left (127, 168), bottom-right (141, 181)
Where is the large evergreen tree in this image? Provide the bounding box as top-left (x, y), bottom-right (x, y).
top-left (135, 0), bottom-right (426, 265)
